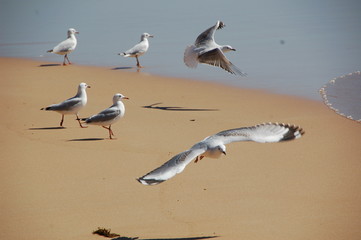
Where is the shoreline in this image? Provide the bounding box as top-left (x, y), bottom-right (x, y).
top-left (1, 57), bottom-right (361, 240)
top-left (4, 56), bottom-right (324, 101)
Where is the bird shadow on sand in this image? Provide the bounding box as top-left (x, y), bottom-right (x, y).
top-left (38, 63), bottom-right (62, 67)
top-left (68, 138), bottom-right (105, 142)
top-left (111, 66), bottom-right (143, 73)
top-left (112, 236), bottom-right (219, 240)
top-left (29, 127), bottom-right (66, 130)
top-left (111, 66), bottom-right (134, 70)
top-left (142, 103), bottom-right (219, 112)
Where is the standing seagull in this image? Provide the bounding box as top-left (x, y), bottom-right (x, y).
top-left (137, 123), bottom-right (304, 185)
top-left (41, 82), bottom-right (90, 128)
top-left (184, 21), bottom-right (246, 76)
top-left (47, 28), bottom-right (79, 65)
top-left (82, 93), bottom-right (129, 139)
top-left (118, 33), bottom-right (154, 68)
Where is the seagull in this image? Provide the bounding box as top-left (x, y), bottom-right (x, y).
top-left (118, 33), bottom-right (154, 68)
top-left (81, 93), bottom-right (129, 139)
top-left (137, 123), bottom-right (304, 185)
top-left (184, 20), bottom-right (246, 76)
top-left (41, 82), bottom-right (90, 128)
top-left (47, 28), bottom-right (79, 65)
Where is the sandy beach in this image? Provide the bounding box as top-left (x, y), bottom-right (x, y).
top-left (1, 57), bottom-right (360, 240)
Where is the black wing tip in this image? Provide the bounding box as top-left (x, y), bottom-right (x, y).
top-left (137, 177), bottom-right (165, 186)
top-left (80, 117), bottom-right (89, 122)
top-left (260, 122), bottom-right (305, 141)
top-left (217, 21), bottom-right (225, 30)
top-left (47, 49), bottom-right (53, 53)
top-left (41, 107), bottom-right (51, 111)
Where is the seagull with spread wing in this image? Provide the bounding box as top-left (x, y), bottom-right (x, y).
top-left (137, 123), bottom-right (304, 185)
top-left (184, 20), bottom-right (246, 76)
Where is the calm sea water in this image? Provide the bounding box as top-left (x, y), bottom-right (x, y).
top-left (1, 0), bottom-right (361, 100)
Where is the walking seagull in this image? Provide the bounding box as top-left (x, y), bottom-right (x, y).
top-left (82, 93), bottom-right (129, 139)
top-left (47, 28), bottom-right (79, 65)
top-left (118, 33), bottom-right (154, 68)
top-left (41, 82), bottom-right (90, 128)
top-left (184, 21), bottom-right (246, 76)
top-left (137, 123), bottom-right (304, 185)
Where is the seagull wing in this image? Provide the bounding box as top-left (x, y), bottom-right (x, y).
top-left (124, 41), bottom-right (147, 56)
top-left (45, 96), bottom-right (82, 112)
top-left (85, 106), bottom-right (121, 124)
top-left (137, 147), bottom-right (206, 185)
top-left (213, 123), bottom-right (305, 145)
top-left (53, 38), bottom-right (76, 53)
top-left (198, 48), bottom-right (246, 76)
top-left (195, 21), bottom-right (224, 47)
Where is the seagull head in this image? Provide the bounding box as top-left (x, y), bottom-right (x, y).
top-left (68, 28), bottom-right (79, 37)
top-left (221, 45), bottom-right (236, 53)
top-left (141, 33), bottom-right (154, 40)
top-left (113, 93), bottom-right (129, 103)
top-left (79, 82), bottom-right (90, 90)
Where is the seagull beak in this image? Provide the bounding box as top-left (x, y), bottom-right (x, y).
top-left (222, 151), bottom-right (226, 155)
top-left (149, 35), bottom-right (154, 38)
top-left (87, 85), bottom-right (91, 88)
top-left (75, 31), bottom-right (79, 34)
top-left (231, 48), bottom-right (236, 51)
top-left (123, 97), bottom-right (129, 100)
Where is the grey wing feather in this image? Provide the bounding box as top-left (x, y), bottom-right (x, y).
top-left (86, 108), bottom-right (120, 123)
top-left (195, 21), bottom-right (224, 47)
top-left (53, 39), bottom-right (74, 53)
top-left (215, 123), bottom-right (305, 144)
top-left (46, 97), bottom-right (81, 111)
top-left (198, 48), bottom-right (246, 76)
top-left (137, 148), bottom-right (205, 185)
top-left (125, 42), bottom-right (146, 55)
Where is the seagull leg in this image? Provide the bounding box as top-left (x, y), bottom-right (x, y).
top-left (76, 114), bottom-right (87, 128)
top-left (65, 54), bottom-right (72, 65)
top-left (63, 54), bottom-right (68, 66)
top-left (136, 56), bottom-right (142, 68)
top-left (194, 155), bottom-right (204, 163)
top-left (102, 126), bottom-right (115, 139)
top-left (60, 114), bottom-right (64, 127)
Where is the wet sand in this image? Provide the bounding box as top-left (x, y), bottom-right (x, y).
top-left (1, 57), bottom-right (360, 240)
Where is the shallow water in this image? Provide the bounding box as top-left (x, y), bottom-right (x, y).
top-left (320, 72), bottom-right (361, 122)
top-left (1, 0), bottom-right (361, 100)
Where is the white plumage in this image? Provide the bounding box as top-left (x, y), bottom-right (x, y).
top-left (137, 123), bottom-right (304, 185)
top-left (119, 33), bottom-right (154, 68)
top-left (41, 83), bottom-right (90, 128)
top-left (82, 93), bottom-right (129, 139)
top-left (47, 28), bottom-right (79, 65)
top-left (184, 20), bottom-right (246, 76)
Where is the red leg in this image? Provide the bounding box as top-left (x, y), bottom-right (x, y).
top-left (60, 114), bottom-right (64, 127)
top-left (102, 126), bottom-right (114, 139)
top-left (76, 114), bottom-right (86, 128)
top-left (65, 54), bottom-right (72, 65)
top-left (136, 56), bottom-right (142, 68)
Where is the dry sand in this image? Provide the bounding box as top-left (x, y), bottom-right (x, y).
top-left (1, 57), bottom-right (360, 240)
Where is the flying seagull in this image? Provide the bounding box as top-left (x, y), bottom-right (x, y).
top-left (47, 28), bottom-right (79, 66)
top-left (41, 82), bottom-right (90, 128)
top-left (82, 93), bottom-right (129, 139)
top-left (138, 123), bottom-right (304, 185)
top-left (184, 20), bottom-right (246, 76)
top-left (118, 33), bottom-right (154, 68)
